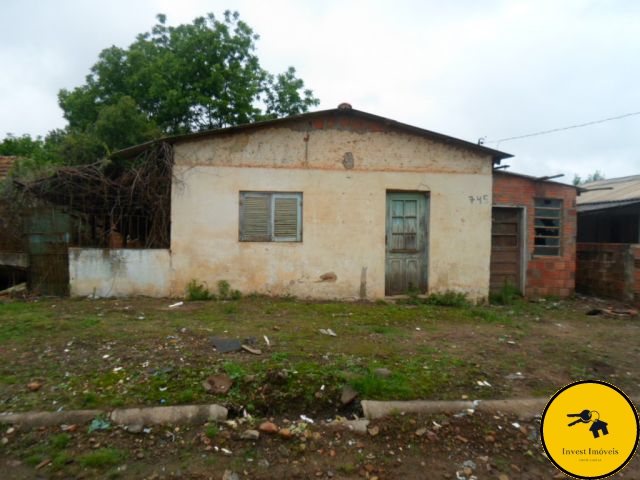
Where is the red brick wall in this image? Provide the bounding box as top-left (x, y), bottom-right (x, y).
top-left (576, 243), bottom-right (638, 303)
top-left (493, 172), bottom-right (577, 297)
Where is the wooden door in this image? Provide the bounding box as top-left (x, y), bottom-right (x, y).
top-left (385, 193), bottom-right (428, 295)
top-left (490, 207), bottom-right (522, 292)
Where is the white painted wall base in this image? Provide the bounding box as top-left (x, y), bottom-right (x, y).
top-left (69, 248), bottom-right (171, 298)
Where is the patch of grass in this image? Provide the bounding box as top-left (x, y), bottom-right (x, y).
top-left (204, 424), bottom-right (219, 439)
top-left (79, 448), bottom-right (124, 469)
top-left (51, 452), bottom-right (72, 470)
top-left (424, 290), bottom-right (470, 307)
top-left (50, 433), bottom-right (71, 450)
top-left (177, 388), bottom-right (195, 404)
top-left (370, 325), bottom-right (399, 335)
top-left (224, 361), bottom-right (247, 381)
top-left (466, 307), bottom-right (512, 324)
top-left (350, 371), bottom-right (414, 399)
top-left (490, 282), bottom-right (522, 305)
top-left (24, 453), bottom-right (45, 466)
top-left (82, 392), bottom-right (99, 408)
top-left (186, 280), bottom-right (213, 301)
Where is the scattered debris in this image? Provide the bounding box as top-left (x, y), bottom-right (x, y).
top-left (0, 283), bottom-right (26, 296)
top-left (168, 301), bottom-right (184, 308)
top-left (240, 429), bottom-right (260, 440)
top-left (35, 458), bottom-right (52, 470)
top-left (278, 428), bottom-right (293, 439)
top-left (222, 469), bottom-right (239, 480)
top-left (587, 307), bottom-right (638, 317)
top-left (26, 381), bottom-right (42, 392)
top-left (259, 421), bottom-right (279, 434)
top-left (88, 417), bottom-right (110, 433)
top-left (211, 337), bottom-right (242, 353)
top-left (331, 312), bottom-right (353, 317)
top-left (476, 380), bottom-right (491, 387)
top-left (367, 425), bottom-right (380, 436)
top-left (505, 372), bottom-right (525, 380)
top-left (319, 328), bottom-right (337, 337)
top-left (263, 335), bottom-right (271, 347)
top-left (415, 427), bottom-right (427, 436)
top-left (202, 374), bottom-right (233, 394)
top-left (300, 414), bottom-right (315, 424)
top-left (241, 344), bottom-right (262, 355)
top-left (340, 384), bottom-right (358, 405)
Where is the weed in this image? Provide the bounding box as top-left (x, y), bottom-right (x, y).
top-left (82, 392), bottom-right (98, 408)
top-left (223, 304), bottom-right (237, 315)
top-left (350, 371), bottom-right (414, 399)
top-left (230, 289), bottom-right (242, 301)
top-left (177, 389), bottom-right (194, 404)
top-left (217, 280), bottom-right (231, 300)
top-left (52, 452), bottom-right (71, 470)
top-left (224, 362), bottom-right (247, 380)
top-left (50, 433), bottom-right (71, 450)
top-left (489, 282), bottom-right (522, 305)
top-left (205, 424), bottom-right (219, 439)
top-left (425, 290), bottom-right (470, 307)
top-left (186, 279), bottom-right (213, 301)
top-left (79, 448), bottom-right (124, 469)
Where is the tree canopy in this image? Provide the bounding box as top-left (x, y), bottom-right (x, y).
top-left (1, 11), bottom-right (319, 175)
top-left (59, 11), bottom-right (318, 140)
top-left (572, 170), bottom-right (606, 186)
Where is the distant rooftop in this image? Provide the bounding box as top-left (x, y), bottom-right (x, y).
top-left (577, 174), bottom-right (640, 211)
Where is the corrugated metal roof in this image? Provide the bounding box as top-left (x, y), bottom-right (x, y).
top-left (577, 175), bottom-right (640, 206)
top-left (0, 156), bottom-right (16, 179)
top-left (494, 169), bottom-right (582, 190)
top-left (112, 107), bottom-right (513, 162)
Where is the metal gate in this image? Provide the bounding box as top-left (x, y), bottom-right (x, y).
top-left (24, 208), bottom-right (71, 296)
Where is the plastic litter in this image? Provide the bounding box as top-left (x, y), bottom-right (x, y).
top-left (169, 301), bottom-right (184, 308)
top-left (88, 417), bottom-right (111, 433)
top-left (300, 414), bottom-right (315, 424)
top-left (319, 328), bottom-right (337, 337)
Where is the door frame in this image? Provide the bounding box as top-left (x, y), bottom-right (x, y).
top-left (491, 204), bottom-right (527, 294)
top-left (385, 190), bottom-right (430, 295)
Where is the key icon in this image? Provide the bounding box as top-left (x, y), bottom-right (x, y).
top-left (567, 409), bottom-right (592, 426)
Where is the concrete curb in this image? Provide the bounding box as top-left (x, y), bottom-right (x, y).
top-left (0, 404), bottom-right (228, 429)
top-left (361, 396), bottom-right (640, 420)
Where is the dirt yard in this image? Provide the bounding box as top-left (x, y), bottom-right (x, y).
top-left (0, 294), bottom-right (639, 478)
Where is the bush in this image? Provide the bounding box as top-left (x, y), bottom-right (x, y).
top-left (186, 279), bottom-right (212, 301)
top-left (424, 290), bottom-right (469, 307)
top-left (489, 282), bottom-right (522, 305)
top-left (217, 280), bottom-right (231, 299)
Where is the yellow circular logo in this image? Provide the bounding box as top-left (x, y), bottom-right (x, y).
top-left (540, 380), bottom-right (639, 479)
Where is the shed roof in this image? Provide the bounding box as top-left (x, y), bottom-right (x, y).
top-left (112, 107), bottom-right (513, 162)
top-left (0, 156), bottom-right (16, 179)
top-left (493, 169), bottom-right (582, 190)
top-left (577, 175), bottom-right (640, 211)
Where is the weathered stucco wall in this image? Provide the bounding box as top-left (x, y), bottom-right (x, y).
top-left (170, 118), bottom-right (494, 300)
top-left (69, 248), bottom-right (171, 298)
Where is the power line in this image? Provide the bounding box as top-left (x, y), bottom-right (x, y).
top-left (482, 110), bottom-right (640, 147)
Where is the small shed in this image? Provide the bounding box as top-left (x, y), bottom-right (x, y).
top-left (576, 175), bottom-right (640, 303)
top-left (491, 171), bottom-right (579, 298)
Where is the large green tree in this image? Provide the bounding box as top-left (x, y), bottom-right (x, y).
top-left (59, 11), bottom-right (319, 142)
top-left (2, 10), bottom-right (319, 176)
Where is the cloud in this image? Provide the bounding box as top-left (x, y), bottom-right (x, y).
top-left (1, 0), bottom-right (639, 180)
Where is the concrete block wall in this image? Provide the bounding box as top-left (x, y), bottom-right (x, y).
top-left (576, 243), bottom-right (639, 304)
top-left (493, 172), bottom-right (577, 297)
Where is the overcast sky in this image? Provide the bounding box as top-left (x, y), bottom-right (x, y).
top-left (1, 0), bottom-right (639, 182)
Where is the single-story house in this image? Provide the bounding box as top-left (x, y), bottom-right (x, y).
top-left (491, 171), bottom-right (579, 298)
top-left (576, 175), bottom-right (640, 303)
top-left (70, 105), bottom-right (514, 301)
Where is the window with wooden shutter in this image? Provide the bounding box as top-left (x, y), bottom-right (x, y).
top-left (240, 192), bottom-right (302, 242)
